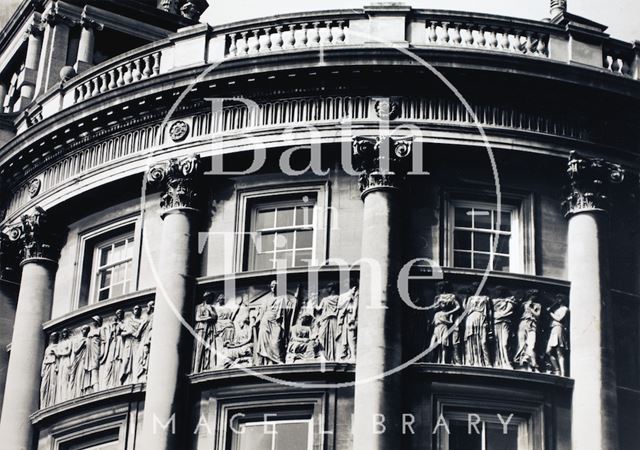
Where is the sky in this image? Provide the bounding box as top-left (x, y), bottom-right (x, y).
top-left (0, 1), bottom-right (637, 42)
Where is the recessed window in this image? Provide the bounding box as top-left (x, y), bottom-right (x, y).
top-left (91, 233), bottom-right (135, 302)
top-left (232, 418), bottom-right (313, 450)
top-left (445, 194), bottom-right (534, 274)
top-left (442, 411), bottom-right (530, 450)
top-left (248, 198), bottom-right (316, 271)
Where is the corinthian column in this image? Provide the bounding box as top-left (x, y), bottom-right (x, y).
top-left (564, 151), bottom-right (623, 450)
top-left (140, 155), bottom-right (202, 450)
top-left (74, 10), bottom-right (103, 74)
top-left (0, 207), bottom-right (59, 450)
top-left (351, 136), bottom-right (411, 450)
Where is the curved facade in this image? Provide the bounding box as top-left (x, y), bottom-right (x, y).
top-left (0, 1), bottom-right (638, 449)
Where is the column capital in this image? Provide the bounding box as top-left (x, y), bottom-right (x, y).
top-left (147, 154), bottom-right (203, 213)
top-left (352, 136), bottom-right (412, 198)
top-left (180, 0), bottom-right (210, 21)
top-left (563, 151), bottom-right (625, 217)
top-left (79, 9), bottom-right (104, 32)
top-left (24, 14), bottom-right (44, 40)
top-left (6, 207), bottom-right (60, 264)
top-left (42, 3), bottom-right (75, 27)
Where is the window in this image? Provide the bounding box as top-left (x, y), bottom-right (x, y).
top-left (249, 200), bottom-right (316, 270)
top-left (74, 216), bottom-right (140, 308)
top-left (90, 233), bottom-right (135, 302)
top-left (442, 411), bottom-right (530, 450)
top-left (231, 417), bottom-right (313, 450)
top-left (444, 194), bottom-right (534, 274)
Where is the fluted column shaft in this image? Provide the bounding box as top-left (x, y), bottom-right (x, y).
top-left (564, 152), bottom-right (623, 450)
top-left (140, 155), bottom-right (202, 450)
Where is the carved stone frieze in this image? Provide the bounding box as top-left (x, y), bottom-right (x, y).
top-left (39, 301), bottom-right (155, 409)
top-left (191, 280), bottom-right (359, 373)
top-left (563, 151), bottom-right (625, 216)
top-left (422, 281), bottom-right (569, 376)
top-left (6, 207), bottom-right (60, 262)
top-left (147, 154), bottom-right (202, 211)
top-left (352, 136), bottom-right (412, 196)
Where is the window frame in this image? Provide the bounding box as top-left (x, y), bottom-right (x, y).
top-left (88, 232), bottom-right (136, 303)
top-left (230, 414), bottom-right (314, 450)
top-left (442, 191), bottom-right (535, 275)
top-left (49, 406), bottom-right (127, 450)
top-left (73, 215), bottom-right (142, 308)
top-left (234, 182), bottom-right (330, 273)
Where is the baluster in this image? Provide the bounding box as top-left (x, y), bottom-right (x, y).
top-left (272, 26), bottom-right (284, 51)
top-left (536, 36), bottom-right (547, 56)
top-left (123, 62), bottom-right (134, 84)
top-left (228, 33), bottom-right (238, 56)
top-left (75, 86), bottom-right (83, 103)
top-left (322, 21), bottom-right (333, 45)
top-left (284, 24), bottom-right (296, 49)
top-left (427, 21), bottom-right (438, 43)
top-left (310, 22), bottom-right (321, 46)
top-left (133, 59), bottom-right (142, 81)
top-left (476, 26), bottom-right (486, 47)
top-left (152, 52), bottom-right (161, 75)
top-left (513, 30), bottom-right (524, 53)
top-left (143, 55), bottom-right (152, 78)
top-left (611, 56), bottom-right (620, 73)
top-left (334, 21), bottom-right (346, 44)
top-left (91, 78), bottom-right (100, 96)
top-left (463, 26), bottom-right (474, 46)
top-left (99, 73), bottom-right (108, 93)
top-left (617, 57), bottom-right (626, 74)
top-left (499, 30), bottom-right (510, 50)
top-left (524, 32), bottom-right (535, 54)
top-left (108, 69), bottom-right (117, 89)
top-left (83, 81), bottom-right (92, 99)
top-left (487, 27), bottom-right (498, 48)
top-left (440, 22), bottom-right (450, 44)
top-left (116, 66), bottom-right (125, 86)
top-left (237, 31), bottom-right (249, 56)
top-left (451, 23), bottom-right (462, 45)
top-left (297, 23), bottom-right (309, 48)
top-left (248, 30), bottom-right (260, 54)
top-left (259, 27), bottom-right (272, 53)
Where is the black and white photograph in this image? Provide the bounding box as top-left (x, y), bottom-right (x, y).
top-left (0, 1), bottom-right (638, 449)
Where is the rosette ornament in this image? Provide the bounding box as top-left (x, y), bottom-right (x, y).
top-left (147, 154), bottom-right (203, 211)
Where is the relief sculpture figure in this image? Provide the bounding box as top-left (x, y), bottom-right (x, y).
top-left (55, 328), bottom-right (72, 403)
top-left (119, 305), bottom-right (143, 384)
top-left (337, 286), bottom-right (358, 362)
top-left (546, 294), bottom-right (569, 376)
top-left (315, 283), bottom-right (358, 361)
top-left (515, 290), bottom-right (542, 371)
top-left (40, 332), bottom-right (59, 408)
top-left (193, 293), bottom-right (217, 373)
top-left (429, 282), bottom-right (461, 364)
top-left (463, 285), bottom-right (492, 367)
top-left (286, 312), bottom-right (317, 363)
top-left (492, 287), bottom-right (518, 369)
top-left (136, 301), bottom-right (154, 382)
top-left (255, 280), bottom-right (290, 365)
top-left (212, 294), bottom-right (236, 367)
top-left (223, 307), bottom-right (254, 369)
top-left (70, 325), bottom-right (89, 398)
top-left (84, 316), bottom-right (102, 394)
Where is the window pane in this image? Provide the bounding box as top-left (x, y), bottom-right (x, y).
top-left (294, 249), bottom-right (313, 267)
top-left (497, 210), bottom-right (511, 231)
top-left (99, 269), bottom-right (112, 288)
top-left (256, 209), bottom-right (276, 230)
top-left (259, 234), bottom-right (275, 253)
top-left (273, 422), bottom-right (310, 450)
top-left (496, 234), bottom-right (510, 255)
top-left (98, 289), bottom-right (110, 301)
top-left (110, 283), bottom-right (124, 298)
top-left (454, 207), bottom-right (472, 228)
top-left (454, 230), bottom-right (471, 251)
top-left (112, 240), bottom-right (126, 261)
top-left (100, 247), bottom-right (111, 266)
top-left (448, 420), bottom-right (481, 450)
top-left (473, 208), bottom-right (492, 229)
top-left (486, 421), bottom-right (519, 450)
top-left (273, 251), bottom-right (294, 267)
top-left (295, 206), bottom-right (313, 226)
top-left (296, 230), bottom-right (313, 249)
top-left (275, 232), bottom-right (294, 250)
top-left (276, 208), bottom-right (295, 228)
top-left (254, 253), bottom-right (273, 270)
top-left (236, 424), bottom-right (272, 450)
top-left (112, 264), bottom-right (125, 283)
top-left (473, 253), bottom-right (491, 270)
top-left (454, 251), bottom-right (471, 268)
top-left (494, 256), bottom-right (510, 272)
top-left (474, 232), bottom-right (491, 252)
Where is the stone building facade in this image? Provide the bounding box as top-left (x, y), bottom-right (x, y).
top-left (0, 1), bottom-right (638, 449)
